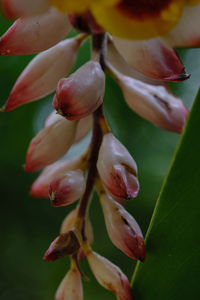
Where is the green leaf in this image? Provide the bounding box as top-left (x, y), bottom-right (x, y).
top-left (131, 89), bottom-right (200, 299)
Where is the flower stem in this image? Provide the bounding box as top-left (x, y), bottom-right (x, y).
top-left (92, 33), bottom-right (107, 71)
top-left (77, 33), bottom-right (108, 240)
top-left (77, 106), bottom-right (104, 233)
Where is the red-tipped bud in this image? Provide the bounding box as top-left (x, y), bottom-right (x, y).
top-left (100, 194), bottom-right (145, 261)
top-left (53, 61), bottom-right (105, 120)
top-left (87, 251), bottom-right (134, 300)
top-left (97, 133), bottom-right (139, 200)
top-left (25, 114), bottom-right (77, 172)
top-left (113, 37), bottom-right (188, 82)
top-left (0, 8), bottom-right (71, 55)
top-left (49, 170), bottom-right (86, 207)
top-left (107, 38), bottom-right (165, 86)
top-left (112, 67), bottom-right (188, 133)
top-left (43, 228), bottom-right (82, 261)
top-left (55, 265), bottom-right (83, 300)
top-left (3, 36), bottom-right (82, 111)
top-left (1, 0), bottom-right (50, 19)
top-left (31, 155), bottom-right (85, 198)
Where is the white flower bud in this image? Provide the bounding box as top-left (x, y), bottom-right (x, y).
top-left (55, 265), bottom-right (83, 300)
top-left (100, 193), bottom-right (145, 261)
top-left (97, 133), bottom-right (139, 200)
top-left (113, 37), bottom-right (188, 81)
top-left (4, 36), bottom-right (82, 111)
top-left (25, 114), bottom-right (77, 172)
top-left (31, 155), bottom-right (85, 198)
top-left (112, 67), bottom-right (188, 133)
top-left (87, 251), bottom-right (133, 300)
top-left (0, 8), bottom-right (71, 55)
top-left (53, 61), bottom-right (105, 120)
top-left (49, 170), bottom-right (86, 207)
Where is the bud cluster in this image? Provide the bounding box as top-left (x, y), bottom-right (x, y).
top-left (0, 2), bottom-right (191, 299)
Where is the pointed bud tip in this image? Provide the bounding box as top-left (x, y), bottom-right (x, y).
top-left (43, 251), bottom-right (57, 262)
top-left (175, 71), bottom-right (191, 82)
top-left (0, 97), bottom-right (17, 112)
top-left (23, 163), bottom-right (33, 173)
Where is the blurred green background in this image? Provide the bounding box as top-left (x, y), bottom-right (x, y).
top-left (0, 13), bottom-right (200, 300)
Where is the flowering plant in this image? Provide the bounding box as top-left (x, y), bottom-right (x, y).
top-left (1, 1), bottom-right (200, 300)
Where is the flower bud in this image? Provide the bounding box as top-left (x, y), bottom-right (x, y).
top-left (31, 155), bottom-right (85, 198)
top-left (97, 133), bottom-right (139, 200)
top-left (53, 61), bottom-right (105, 120)
top-left (3, 36), bottom-right (83, 111)
top-left (87, 251), bottom-right (133, 300)
top-left (100, 193), bottom-right (145, 261)
top-left (49, 170), bottom-right (86, 207)
top-left (112, 67), bottom-right (188, 133)
top-left (107, 38), bottom-right (165, 86)
top-left (55, 265), bottom-right (83, 300)
top-left (113, 37), bottom-right (188, 82)
top-left (0, 8), bottom-right (72, 55)
top-left (43, 228), bottom-right (82, 261)
top-left (45, 111), bottom-right (92, 143)
top-left (25, 114), bottom-right (77, 172)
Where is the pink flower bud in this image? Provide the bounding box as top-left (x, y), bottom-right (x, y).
top-left (49, 170), bottom-right (86, 207)
top-left (97, 133), bottom-right (139, 200)
top-left (2, 0), bottom-right (50, 19)
top-left (3, 36), bottom-right (82, 111)
top-left (31, 155), bottom-right (85, 198)
top-left (87, 251), bottom-right (133, 300)
top-left (100, 194), bottom-right (145, 261)
top-left (53, 61), bottom-right (105, 120)
top-left (112, 68), bottom-right (188, 133)
top-left (55, 266), bottom-right (83, 300)
top-left (113, 37), bottom-right (188, 82)
top-left (45, 111), bottom-right (92, 143)
top-left (43, 228), bottom-right (82, 261)
top-left (25, 114), bottom-right (77, 172)
top-left (107, 38), bottom-right (166, 86)
top-left (0, 8), bottom-right (71, 55)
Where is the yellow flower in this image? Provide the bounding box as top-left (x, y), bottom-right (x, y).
top-left (50, 0), bottom-right (119, 14)
top-left (51, 0), bottom-right (200, 40)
